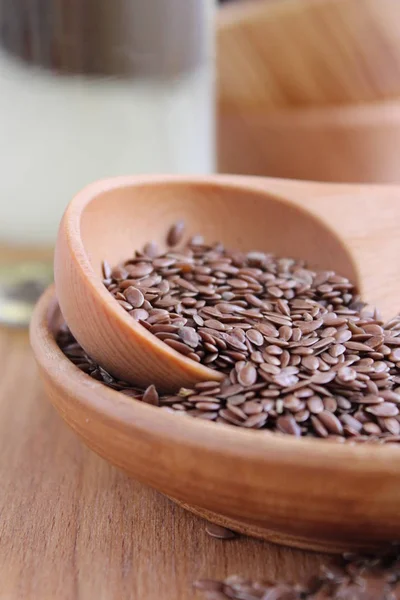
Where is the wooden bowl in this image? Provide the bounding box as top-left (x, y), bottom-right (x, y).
top-left (33, 174), bottom-right (400, 552)
top-left (55, 175), bottom-right (400, 392)
top-left (31, 284), bottom-right (400, 553)
top-left (218, 0), bottom-right (400, 111)
top-left (218, 100), bottom-right (400, 182)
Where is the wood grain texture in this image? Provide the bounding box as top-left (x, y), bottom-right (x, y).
top-left (217, 1), bottom-right (400, 182)
top-left (0, 325), bottom-right (322, 600)
top-left (218, 0), bottom-right (400, 110)
top-left (218, 100), bottom-right (400, 182)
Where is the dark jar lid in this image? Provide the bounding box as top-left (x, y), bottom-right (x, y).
top-left (0, 0), bottom-right (210, 78)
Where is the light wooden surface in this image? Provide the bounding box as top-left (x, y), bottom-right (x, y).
top-left (218, 99), bottom-right (400, 182)
top-left (218, 0), bottom-right (400, 110)
top-left (217, 1), bottom-right (400, 182)
top-left (0, 324), bottom-right (322, 600)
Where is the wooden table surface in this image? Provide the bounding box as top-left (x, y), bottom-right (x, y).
top-left (0, 326), bottom-right (327, 600)
top-left (0, 249), bottom-right (325, 600)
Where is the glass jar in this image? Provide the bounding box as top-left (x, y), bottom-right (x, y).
top-left (0, 0), bottom-right (215, 325)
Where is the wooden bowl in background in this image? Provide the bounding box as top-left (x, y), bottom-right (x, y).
top-left (217, 0), bottom-right (400, 182)
top-left (218, 100), bottom-right (400, 182)
top-left (218, 0), bottom-right (400, 111)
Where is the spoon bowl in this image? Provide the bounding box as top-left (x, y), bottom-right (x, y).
top-left (55, 175), bottom-right (400, 391)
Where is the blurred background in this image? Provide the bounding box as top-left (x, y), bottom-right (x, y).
top-left (1, 0), bottom-right (400, 326)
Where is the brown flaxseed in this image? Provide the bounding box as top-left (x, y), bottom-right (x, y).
top-left (124, 286), bottom-right (145, 308)
top-left (194, 544), bottom-right (400, 599)
top-left (167, 220), bottom-right (185, 247)
top-left (142, 384), bottom-right (159, 406)
top-left (205, 523), bottom-right (237, 540)
top-left (58, 223), bottom-right (400, 445)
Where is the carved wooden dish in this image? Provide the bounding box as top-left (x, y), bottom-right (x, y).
top-left (31, 175), bottom-right (400, 553)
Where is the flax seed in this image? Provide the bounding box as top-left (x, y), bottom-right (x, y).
top-left (56, 223), bottom-right (400, 444)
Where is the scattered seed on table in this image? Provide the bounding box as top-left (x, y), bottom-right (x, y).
top-left (194, 544), bottom-right (400, 599)
top-left (205, 523), bottom-right (236, 540)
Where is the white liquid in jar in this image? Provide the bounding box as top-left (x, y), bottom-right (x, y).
top-left (0, 50), bottom-right (214, 244)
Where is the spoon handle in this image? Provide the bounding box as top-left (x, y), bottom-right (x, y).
top-left (240, 175), bottom-right (400, 320)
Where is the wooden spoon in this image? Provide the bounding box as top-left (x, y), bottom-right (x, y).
top-left (55, 174), bottom-right (400, 392)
